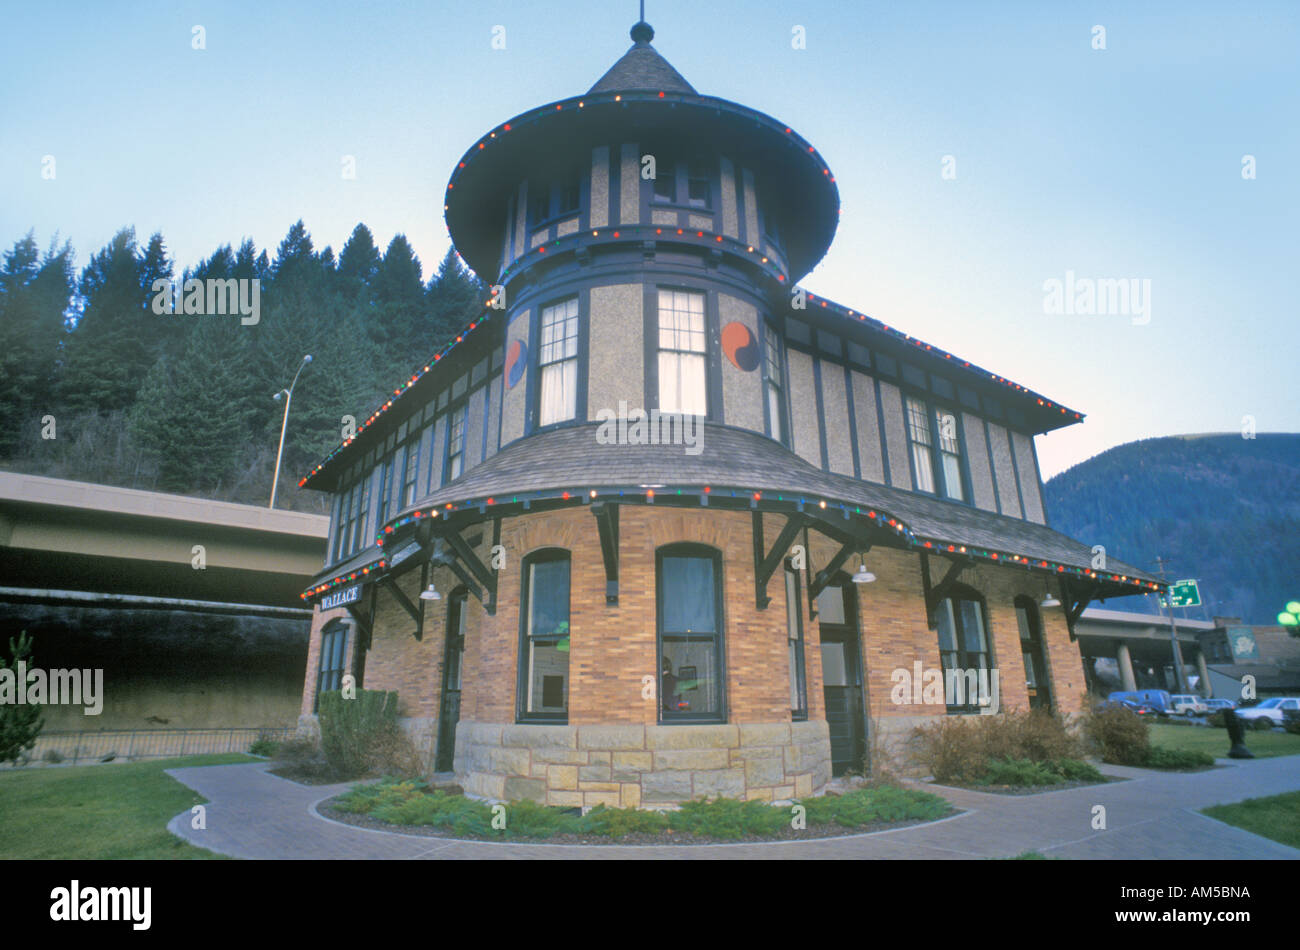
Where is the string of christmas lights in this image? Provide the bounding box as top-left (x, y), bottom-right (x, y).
top-left (300, 486), bottom-right (1162, 601)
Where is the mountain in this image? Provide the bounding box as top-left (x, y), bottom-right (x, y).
top-left (1044, 433), bottom-right (1300, 625)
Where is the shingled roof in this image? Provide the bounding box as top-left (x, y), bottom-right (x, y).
top-left (394, 422), bottom-right (1160, 586)
top-left (589, 21), bottom-right (697, 95)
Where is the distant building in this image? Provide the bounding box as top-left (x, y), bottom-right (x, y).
top-left (295, 20), bottom-right (1161, 807)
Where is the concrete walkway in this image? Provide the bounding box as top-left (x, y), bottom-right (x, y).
top-left (165, 756), bottom-right (1300, 859)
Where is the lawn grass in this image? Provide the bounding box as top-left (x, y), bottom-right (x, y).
top-left (1202, 790), bottom-right (1300, 849)
top-left (1148, 723), bottom-right (1300, 760)
top-left (0, 753), bottom-right (254, 859)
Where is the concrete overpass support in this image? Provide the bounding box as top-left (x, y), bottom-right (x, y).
top-left (1195, 651), bottom-right (1211, 696)
top-left (1116, 641), bottom-right (1138, 692)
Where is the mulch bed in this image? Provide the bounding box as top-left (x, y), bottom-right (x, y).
top-left (316, 796), bottom-right (961, 846)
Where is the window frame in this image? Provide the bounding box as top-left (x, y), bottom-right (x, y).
top-left (933, 586), bottom-right (995, 714)
top-left (536, 295), bottom-right (581, 428)
top-left (516, 548), bottom-right (572, 724)
top-left (762, 319), bottom-right (788, 445)
top-left (655, 287), bottom-right (710, 418)
top-left (444, 402), bottom-right (468, 483)
top-left (314, 621), bottom-right (349, 713)
top-left (527, 172), bottom-right (582, 231)
top-left (656, 543), bottom-right (727, 724)
top-left (650, 156), bottom-right (715, 212)
top-left (904, 393), bottom-right (970, 503)
top-left (785, 561), bottom-right (808, 721)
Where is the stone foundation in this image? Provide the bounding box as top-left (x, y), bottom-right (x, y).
top-left (453, 720), bottom-right (831, 809)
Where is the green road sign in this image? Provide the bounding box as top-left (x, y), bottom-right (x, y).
top-left (1167, 579), bottom-right (1201, 608)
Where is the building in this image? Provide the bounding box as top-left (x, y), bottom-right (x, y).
top-left (294, 20), bottom-right (1162, 808)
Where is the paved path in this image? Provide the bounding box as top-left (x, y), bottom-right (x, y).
top-left (166, 756), bottom-right (1300, 859)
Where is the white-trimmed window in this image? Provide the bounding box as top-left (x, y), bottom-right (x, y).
top-left (764, 323), bottom-right (785, 443)
top-left (657, 289), bottom-right (707, 416)
top-left (906, 396), bottom-right (936, 493)
top-left (538, 297), bottom-right (579, 426)
top-left (446, 406), bottom-right (467, 482)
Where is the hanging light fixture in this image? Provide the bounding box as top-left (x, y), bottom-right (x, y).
top-left (419, 582), bottom-right (442, 601)
top-left (1041, 583), bottom-right (1060, 608)
top-left (851, 555), bottom-right (876, 584)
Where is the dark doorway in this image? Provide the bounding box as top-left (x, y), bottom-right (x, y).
top-left (817, 578), bottom-right (867, 776)
top-left (434, 590), bottom-right (467, 772)
top-left (1015, 598), bottom-right (1053, 711)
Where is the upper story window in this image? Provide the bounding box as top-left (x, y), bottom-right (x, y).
top-left (376, 446), bottom-right (402, 526)
top-left (333, 472), bottom-right (370, 562)
top-left (517, 549), bottom-right (571, 722)
top-left (905, 396), bottom-right (966, 502)
top-left (445, 404), bottom-right (467, 483)
top-left (763, 322), bottom-right (786, 444)
top-left (657, 544), bottom-right (725, 723)
top-left (934, 591), bottom-right (993, 713)
top-left (528, 175), bottom-right (580, 228)
top-left (538, 297), bottom-right (580, 426)
top-left (652, 158), bottom-right (712, 210)
top-left (403, 428), bottom-right (427, 507)
top-left (657, 289), bottom-right (708, 416)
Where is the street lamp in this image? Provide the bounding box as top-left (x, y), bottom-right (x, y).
top-left (270, 354), bottom-right (312, 509)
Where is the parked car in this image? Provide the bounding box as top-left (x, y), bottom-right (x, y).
top-left (1098, 698), bottom-right (1160, 718)
top-left (1170, 694), bottom-right (1209, 716)
top-left (1107, 690), bottom-right (1174, 715)
top-left (1234, 697), bottom-right (1300, 727)
top-left (1203, 698), bottom-right (1237, 712)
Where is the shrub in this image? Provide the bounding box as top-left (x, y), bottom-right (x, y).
top-left (272, 735), bottom-right (333, 779)
top-left (1143, 746), bottom-right (1214, 770)
top-left (317, 689), bottom-right (401, 779)
top-left (667, 798), bottom-right (790, 840)
top-left (1084, 703), bottom-right (1150, 765)
top-left (802, 785), bottom-right (951, 826)
top-left (248, 732), bottom-right (280, 757)
top-left (1251, 717), bottom-right (1276, 731)
top-left (1052, 757), bottom-right (1104, 782)
top-left (912, 710), bottom-right (1083, 784)
top-left (1207, 711), bottom-right (1227, 728)
top-left (42, 748), bottom-right (64, 764)
top-left (577, 805), bottom-right (670, 837)
top-left (1, 632), bottom-right (44, 765)
top-left (979, 757), bottom-right (1061, 786)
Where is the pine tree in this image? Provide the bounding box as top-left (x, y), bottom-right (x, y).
top-left (0, 632), bottom-right (43, 765)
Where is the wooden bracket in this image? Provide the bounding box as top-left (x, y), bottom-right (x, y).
top-left (752, 511), bottom-right (804, 609)
top-left (593, 502), bottom-right (620, 605)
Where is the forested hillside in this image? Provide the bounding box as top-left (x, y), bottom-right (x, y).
top-left (1045, 434), bottom-right (1300, 624)
top-left (0, 223), bottom-right (484, 511)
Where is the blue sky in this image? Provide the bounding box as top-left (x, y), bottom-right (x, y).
top-left (2, 0), bottom-right (1296, 478)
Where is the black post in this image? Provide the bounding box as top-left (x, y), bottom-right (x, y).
top-left (1224, 708), bottom-right (1254, 759)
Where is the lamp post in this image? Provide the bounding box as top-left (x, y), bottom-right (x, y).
top-left (270, 354), bottom-right (312, 509)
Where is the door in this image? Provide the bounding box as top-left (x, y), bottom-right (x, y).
top-left (434, 591), bottom-right (467, 772)
top-left (818, 580), bottom-right (867, 776)
top-left (1016, 599), bottom-right (1053, 711)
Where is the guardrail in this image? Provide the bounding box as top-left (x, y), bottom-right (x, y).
top-left (16, 727), bottom-right (296, 765)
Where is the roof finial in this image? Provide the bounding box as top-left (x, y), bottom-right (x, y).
top-left (631, 1), bottom-right (654, 45)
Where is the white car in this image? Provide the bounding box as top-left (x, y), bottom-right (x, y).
top-left (1170, 694), bottom-right (1209, 716)
top-left (1234, 697), bottom-right (1300, 726)
top-left (1203, 698), bottom-right (1236, 712)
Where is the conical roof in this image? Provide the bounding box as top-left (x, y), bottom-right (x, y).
top-left (588, 21), bottom-right (697, 95)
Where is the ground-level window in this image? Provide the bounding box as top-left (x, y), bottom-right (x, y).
top-left (1015, 597), bottom-right (1053, 711)
top-left (785, 564), bottom-right (807, 720)
top-left (657, 544), bottom-right (724, 722)
top-left (934, 590), bottom-right (993, 713)
top-left (315, 621), bottom-right (349, 712)
top-left (518, 549), bottom-right (571, 722)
